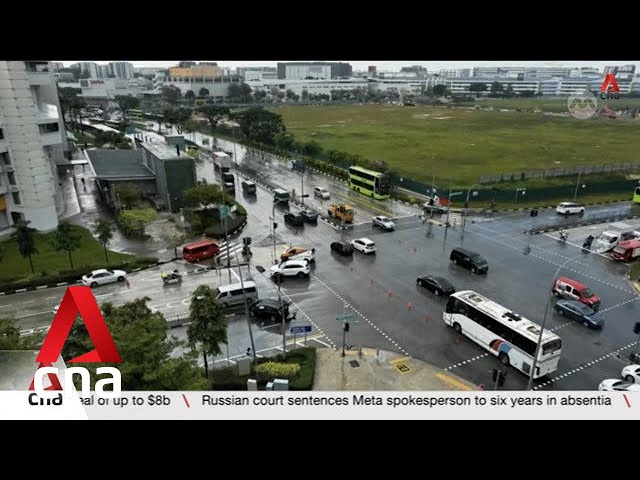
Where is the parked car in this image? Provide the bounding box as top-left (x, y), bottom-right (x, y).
top-left (598, 379), bottom-right (640, 392)
top-left (300, 209), bottom-right (318, 223)
top-left (372, 215), bottom-right (395, 231)
top-left (270, 260), bottom-right (311, 279)
top-left (284, 213), bottom-right (305, 226)
top-left (330, 241), bottom-right (354, 256)
top-left (81, 269), bottom-right (127, 288)
top-left (314, 187), bottom-right (330, 199)
top-left (416, 275), bottom-right (456, 296)
top-left (553, 300), bottom-right (604, 328)
top-left (281, 246), bottom-right (315, 262)
top-left (250, 298), bottom-right (296, 322)
top-left (351, 238), bottom-right (376, 254)
top-left (621, 364), bottom-right (640, 384)
top-left (556, 202), bottom-right (585, 216)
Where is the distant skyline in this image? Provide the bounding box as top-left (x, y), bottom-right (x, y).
top-left (56, 60), bottom-right (640, 72)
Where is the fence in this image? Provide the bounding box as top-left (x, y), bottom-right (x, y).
top-left (479, 163), bottom-right (640, 184)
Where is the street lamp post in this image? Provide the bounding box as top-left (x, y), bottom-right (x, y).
top-left (527, 255), bottom-right (581, 390)
top-left (220, 180), bottom-right (232, 282)
top-left (234, 252), bottom-right (256, 363)
top-left (271, 201), bottom-right (277, 263)
top-left (573, 172), bottom-right (585, 201)
top-left (445, 188), bottom-right (463, 227)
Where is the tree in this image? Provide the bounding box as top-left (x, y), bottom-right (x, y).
top-left (161, 85), bottom-right (182, 105)
top-left (94, 218), bottom-right (114, 265)
top-left (274, 132), bottom-right (296, 150)
top-left (0, 318), bottom-right (42, 350)
top-left (187, 285), bottom-right (227, 377)
top-left (432, 84), bottom-right (449, 97)
top-left (198, 87), bottom-right (210, 97)
top-left (228, 82), bottom-right (252, 102)
top-left (51, 221), bottom-right (82, 269)
top-left (183, 183), bottom-right (223, 208)
top-left (114, 183), bottom-right (139, 209)
top-left (58, 87), bottom-right (84, 125)
top-left (468, 83), bottom-right (488, 95)
top-left (490, 81), bottom-right (504, 97)
top-left (113, 95), bottom-right (140, 121)
top-left (301, 89), bottom-right (309, 102)
top-left (117, 208), bottom-right (157, 238)
top-left (0, 243), bottom-right (4, 263)
top-left (370, 160), bottom-right (390, 173)
top-left (235, 107), bottom-right (286, 145)
top-left (286, 89), bottom-right (296, 101)
top-left (163, 108), bottom-right (192, 134)
top-left (198, 105), bottom-right (229, 129)
top-left (184, 90), bottom-right (196, 103)
top-left (13, 220), bottom-right (38, 274)
top-left (253, 90), bottom-right (267, 103)
top-left (62, 298), bottom-right (208, 390)
top-left (183, 119), bottom-right (200, 140)
top-left (504, 84), bottom-right (515, 98)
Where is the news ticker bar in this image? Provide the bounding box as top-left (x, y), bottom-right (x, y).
top-left (0, 391), bottom-right (638, 420)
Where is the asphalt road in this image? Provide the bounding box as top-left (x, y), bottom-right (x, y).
top-left (7, 125), bottom-right (640, 389)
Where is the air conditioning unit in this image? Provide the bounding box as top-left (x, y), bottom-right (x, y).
top-left (8, 185), bottom-right (19, 193)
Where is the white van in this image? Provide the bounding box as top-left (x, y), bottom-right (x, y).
top-left (214, 281), bottom-right (258, 308)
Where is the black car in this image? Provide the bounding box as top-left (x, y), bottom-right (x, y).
top-left (284, 213), bottom-right (305, 226)
top-left (330, 241), bottom-right (354, 256)
top-left (249, 298), bottom-right (296, 322)
top-left (416, 275), bottom-right (456, 296)
top-left (300, 209), bottom-right (318, 223)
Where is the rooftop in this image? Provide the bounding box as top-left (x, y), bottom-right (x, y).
top-left (87, 149), bottom-right (154, 180)
top-left (141, 142), bottom-right (192, 160)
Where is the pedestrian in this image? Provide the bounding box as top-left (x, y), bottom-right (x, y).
top-left (246, 347), bottom-right (252, 357)
top-left (125, 278), bottom-right (131, 289)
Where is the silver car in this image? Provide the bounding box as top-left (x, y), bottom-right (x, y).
top-left (82, 269), bottom-right (127, 288)
top-left (314, 187), bottom-right (330, 199)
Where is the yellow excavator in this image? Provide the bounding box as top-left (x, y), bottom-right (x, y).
top-left (327, 203), bottom-right (354, 223)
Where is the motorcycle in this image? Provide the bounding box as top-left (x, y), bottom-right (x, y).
top-left (162, 270), bottom-right (182, 285)
top-left (582, 235), bottom-right (594, 252)
top-left (559, 230), bottom-right (569, 242)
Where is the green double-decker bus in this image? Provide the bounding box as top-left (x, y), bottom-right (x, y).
top-left (348, 166), bottom-right (391, 200)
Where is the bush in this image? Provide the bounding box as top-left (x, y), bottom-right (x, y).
top-left (255, 362), bottom-right (301, 382)
top-left (0, 256), bottom-right (158, 293)
top-left (285, 348), bottom-right (316, 390)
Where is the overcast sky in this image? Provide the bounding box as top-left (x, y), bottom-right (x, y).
top-left (56, 60), bottom-right (640, 72)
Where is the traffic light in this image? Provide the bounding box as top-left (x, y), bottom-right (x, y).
top-left (344, 322), bottom-right (350, 332)
top-left (243, 237), bottom-right (252, 246)
top-left (273, 222), bottom-right (278, 230)
top-left (634, 322), bottom-right (640, 335)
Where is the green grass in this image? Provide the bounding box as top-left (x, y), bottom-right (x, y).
top-left (273, 104), bottom-right (640, 185)
top-left (0, 225), bottom-right (134, 283)
top-left (468, 97), bottom-right (640, 113)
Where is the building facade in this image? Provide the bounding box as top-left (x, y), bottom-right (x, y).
top-left (109, 62), bottom-right (134, 79)
top-left (277, 62), bottom-right (352, 79)
top-left (0, 61), bottom-right (66, 231)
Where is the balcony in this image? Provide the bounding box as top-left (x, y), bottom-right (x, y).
top-left (36, 103), bottom-right (60, 124)
top-left (40, 131), bottom-right (63, 146)
top-left (26, 62), bottom-right (54, 86)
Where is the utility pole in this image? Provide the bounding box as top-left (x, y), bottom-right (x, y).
top-left (574, 171), bottom-right (582, 201)
top-left (234, 252), bottom-right (256, 364)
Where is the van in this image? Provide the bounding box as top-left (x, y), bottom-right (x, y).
top-left (273, 188), bottom-right (290, 203)
top-left (552, 276), bottom-right (601, 309)
top-left (242, 180), bottom-right (256, 194)
top-left (183, 239), bottom-right (220, 263)
top-left (449, 247), bottom-right (488, 274)
top-left (214, 281), bottom-right (258, 308)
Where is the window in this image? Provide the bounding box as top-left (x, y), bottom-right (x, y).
top-left (0, 128), bottom-right (3, 140)
top-left (39, 123), bottom-right (59, 134)
top-left (11, 192), bottom-right (21, 205)
top-left (8, 172), bottom-right (16, 185)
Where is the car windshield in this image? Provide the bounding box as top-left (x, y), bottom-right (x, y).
top-left (582, 289), bottom-right (594, 298)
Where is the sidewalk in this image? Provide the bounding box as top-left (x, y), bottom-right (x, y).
top-left (313, 348), bottom-right (478, 391)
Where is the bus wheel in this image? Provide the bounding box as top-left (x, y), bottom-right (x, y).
top-left (453, 322), bottom-right (461, 334)
top-left (499, 352), bottom-right (510, 366)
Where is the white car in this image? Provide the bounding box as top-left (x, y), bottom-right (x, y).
top-left (621, 364), bottom-right (640, 384)
top-left (351, 238), bottom-right (376, 254)
top-left (372, 215), bottom-right (395, 231)
top-left (270, 260), bottom-right (311, 279)
top-left (82, 269), bottom-right (127, 288)
top-left (314, 187), bottom-right (330, 199)
top-left (598, 379), bottom-right (640, 392)
top-left (556, 202), bottom-right (585, 216)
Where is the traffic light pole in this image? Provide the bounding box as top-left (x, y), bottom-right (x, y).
top-left (342, 322), bottom-right (349, 357)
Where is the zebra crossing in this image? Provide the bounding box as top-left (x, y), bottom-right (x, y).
top-left (215, 240), bottom-right (245, 265)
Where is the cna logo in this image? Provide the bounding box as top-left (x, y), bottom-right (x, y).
top-left (600, 73), bottom-right (620, 100)
top-left (567, 89), bottom-right (598, 120)
top-left (29, 286), bottom-right (122, 401)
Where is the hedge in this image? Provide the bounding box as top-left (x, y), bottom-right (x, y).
top-left (255, 362), bottom-right (301, 382)
top-left (0, 256), bottom-right (159, 293)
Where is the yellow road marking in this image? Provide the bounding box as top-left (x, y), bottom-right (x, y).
top-left (435, 372), bottom-right (474, 391)
top-left (389, 356), bottom-right (411, 365)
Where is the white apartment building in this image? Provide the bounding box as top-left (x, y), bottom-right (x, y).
top-left (109, 62), bottom-right (134, 79)
top-left (0, 61), bottom-right (66, 231)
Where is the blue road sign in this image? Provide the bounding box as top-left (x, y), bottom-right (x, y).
top-left (289, 325), bottom-right (312, 334)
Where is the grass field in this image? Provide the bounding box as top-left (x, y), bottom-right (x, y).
top-left (274, 104), bottom-right (640, 185)
top-left (471, 97), bottom-right (640, 113)
top-left (0, 225), bottom-right (134, 282)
